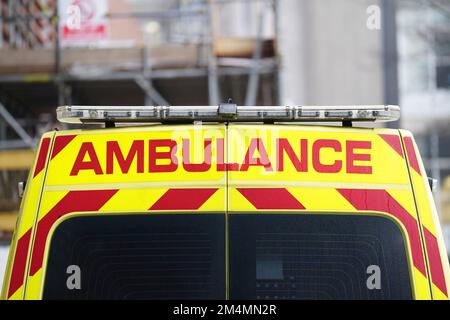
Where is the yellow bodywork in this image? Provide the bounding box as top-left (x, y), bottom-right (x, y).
top-left (1, 124), bottom-right (449, 300)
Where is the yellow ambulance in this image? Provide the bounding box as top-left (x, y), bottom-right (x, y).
top-left (1, 104), bottom-right (449, 300)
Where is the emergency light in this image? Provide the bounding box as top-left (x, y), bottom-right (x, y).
top-left (56, 104), bottom-right (400, 124)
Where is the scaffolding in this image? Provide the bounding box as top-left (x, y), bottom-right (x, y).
top-left (0, 0), bottom-right (279, 148)
top-left (0, 0), bottom-right (279, 232)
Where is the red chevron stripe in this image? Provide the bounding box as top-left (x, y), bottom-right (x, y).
top-left (403, 137), bottom-right (421, 176)
top-left (337, 188), bottom-right (426, 276)
top-left (379, 134), bottom-right (404, 158)
top-left (237, 188), bottom-right (305, 210)
top-left (29, 189), bottom-right (118, 276)
top-left (423, 227), bottom-right (448, 296)
top-left (51, 135), bottom-right (76, 159)
top-left (33, 138), bottom-right (50, 177)
top-left (149, 188), bottom-right (218, 210)
top-left (7, 229), bottom-right (31, 298)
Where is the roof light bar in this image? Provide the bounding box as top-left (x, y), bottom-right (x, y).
top-left (56, 105), bottom-right (400, 124)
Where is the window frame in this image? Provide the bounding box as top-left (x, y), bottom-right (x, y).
top-left (227, 211), bottom-right (415, 300)
top-left (39, 210), bottom-right (415, 300)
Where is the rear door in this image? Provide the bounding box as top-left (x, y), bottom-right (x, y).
top-left (22, 124), bottom-right (227, 299)
top-left (227, 124), bottom-right (431, 299)
top-left (12, 123), bottom-right (446, 300)
top-left (400, 130), bottom-right (450, 299)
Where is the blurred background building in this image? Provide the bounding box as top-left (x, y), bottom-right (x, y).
top-left (0, 0), bottom-right (449, 280)
top-left (397, 0), bottom-right (450, 245)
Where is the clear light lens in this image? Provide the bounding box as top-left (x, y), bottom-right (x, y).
top-left (56, 105), bottom-right (400, 124)
top-left (164, 106), bottom-right (219, 119)
top-left (237, 106), bottom-right (292, 120)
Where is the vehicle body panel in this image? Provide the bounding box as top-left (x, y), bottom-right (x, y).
top-left (2, 124), bottom-right (449, 300)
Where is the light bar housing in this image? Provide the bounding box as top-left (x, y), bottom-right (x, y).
top-left (56, 105), bottom-right (400, 124)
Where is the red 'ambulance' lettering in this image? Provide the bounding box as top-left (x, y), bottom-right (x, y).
top-left (70, 142), bottom-right (103, 175)
top-left (106, 140), bottom-right (144, 174)
top-left (276, 138), bottom-right (308, 172)
top-left (182, 138), bottom-right (212, 172)
top-left (240, 138), bottom-right (273, 172)
top-left (312, 139), bottom-right (342, 173)
top-left (346, 140), bottom-right (372, 174)
top-left (216, 138), bottom-right (239, 171)
top-left (149, 139), bottom-right (177, 172)
top-left (69, 137), bottom-right (373, 175)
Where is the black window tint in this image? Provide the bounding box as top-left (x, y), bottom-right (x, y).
top-left (43, 214), bottom-right (225, 300)
top-left (229, 214), bottom-right (413, 300)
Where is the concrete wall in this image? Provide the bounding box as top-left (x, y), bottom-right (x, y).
top-left (278, 0), bottom-right (384, 106)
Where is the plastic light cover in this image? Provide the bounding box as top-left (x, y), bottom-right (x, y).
top-left (163, 106), bottom-right (219, 119)
top-left (57, 105), bottom-right (400, 124)
top-left (57, 106), bottom-right (161, 123)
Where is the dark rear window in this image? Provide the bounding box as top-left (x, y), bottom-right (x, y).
top-left (229, 214), bottom-right (413, 300)
top-left (43, 213), bottom-right (413, 300)
top-left (43, 214), bottom-right (225, 300)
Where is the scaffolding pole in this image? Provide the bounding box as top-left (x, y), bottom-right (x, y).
top-left (0, 102), bottom-right (35, 149)
top-left (206, 0), bottom-right (220, 105)
top-left (245, 1), bottom-right (266, 106)
top-left (135, 75), bottom-right (170, 106)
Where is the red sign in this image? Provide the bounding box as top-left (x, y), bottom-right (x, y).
top-left (59, 0), bottom-right (108, 43)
